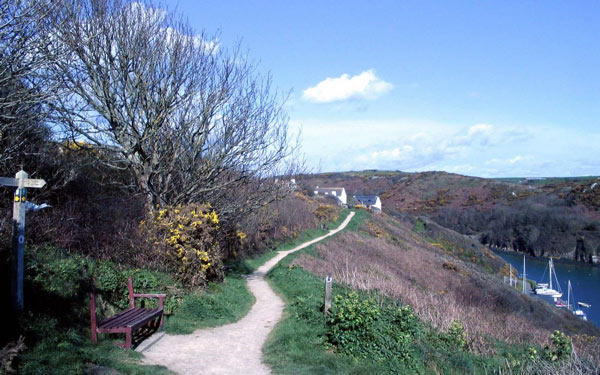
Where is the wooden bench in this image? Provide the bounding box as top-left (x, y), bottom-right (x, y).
top-left (90, 276), bottom-right (166, 349)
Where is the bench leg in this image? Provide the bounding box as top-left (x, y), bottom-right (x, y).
top-left (125, 328), bottom-right (132, 349)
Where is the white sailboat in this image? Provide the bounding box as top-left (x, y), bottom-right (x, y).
top-left (565, 281), bottom-right (588, 321)
top-left (534, 258), bottom-right (562, 298)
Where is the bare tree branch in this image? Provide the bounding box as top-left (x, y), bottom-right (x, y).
top-left (43, 0), bottom-right (301, 219)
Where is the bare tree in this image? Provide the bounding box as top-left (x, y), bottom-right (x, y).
top-left (43, 0), bottom-right (300, 216)
top-left (0, 0), bottom-right (55, 173)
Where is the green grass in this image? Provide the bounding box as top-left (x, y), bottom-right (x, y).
top-left (9, 245), bottom-right (256, 374)
top-left (240, 249), bottom-right (280, 272)
top-left (164, 274), bottom-right (255, 334)
top-left (264, 246), bottom-right (378, 374)
top-left (165, 208), bottom-right (355, 337)
top-left (342, 209), bottom-right (368, 232)
top-left (279, 209), bottom-right (351, 251)
top-left (6, 246), bottom-right (174, 374)
top-left (18, 339), bottom-right (171, 375)
top-left (263, 243), bottom-right (485, 374)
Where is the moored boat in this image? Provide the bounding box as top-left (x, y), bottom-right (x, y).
top-left (554, 297), bottom-right (568, 308)
top-left (566, 281), bottom-right (588, 320)
top-left (534, 258), bottom-right (562, 298)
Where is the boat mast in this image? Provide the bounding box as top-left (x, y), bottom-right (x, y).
top-left (549, 258), bottom-right (553, 291)
top-left (567, 280), bottom-right (571, 310)
top-left (522, 255), bottom-right (526, 294)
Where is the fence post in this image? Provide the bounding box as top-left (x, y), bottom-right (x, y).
top-left (324, 273), bottom-right (332, 315)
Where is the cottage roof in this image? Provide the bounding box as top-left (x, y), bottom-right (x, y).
top-left (353, 195), bottom-right (379, 205)
top-left (315, 187), bottom-right (345, 195)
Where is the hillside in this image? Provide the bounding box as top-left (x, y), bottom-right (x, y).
top-left (265, 209), bottom-right (600, 374)
top-left (296, 212), bottom-right (599, 342)
top-left (297, 171), bottom-right (600, 262)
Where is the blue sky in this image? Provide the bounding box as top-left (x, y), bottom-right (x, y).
top-left (175, 0), bottom-right (599, 177)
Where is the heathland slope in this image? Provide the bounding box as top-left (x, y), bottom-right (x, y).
top-left (293, 211), bottom-right (600, 350)
top-left (298, 171), bottom-right (600, 262)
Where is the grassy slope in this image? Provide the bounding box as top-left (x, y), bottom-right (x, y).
top-left (163, 275), bottom-right (255, 334)
top-left (240, 209), bottom-right (352, 273)
top-left (263, 209), bottom-right (600, 374)
top-left (10, 246), bottom-right (255, 373)
top-left (263, 209), bottom-right (490, 374)
top-left (263, 209), bottom-right (375, 374)
top-left (163, 209), bottom-right (352, 334)
top-left (10, 246), bottom-right (173, 374)
top-left (9, 207), bottom-right (350, 374)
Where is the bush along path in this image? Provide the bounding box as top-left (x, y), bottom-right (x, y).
top-left (137, 212), bottom-right (355, 375)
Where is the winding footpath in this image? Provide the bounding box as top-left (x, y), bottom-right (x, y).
top-left (137, 212), bottom-right (355, 374)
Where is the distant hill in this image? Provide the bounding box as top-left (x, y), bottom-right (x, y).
top-left (297, 171), bottom-right (600, 262)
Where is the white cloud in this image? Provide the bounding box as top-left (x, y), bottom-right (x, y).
top-left (486, 155), bottom-right (532, 166)
top-left (448, 123), bottom-right (493, 148)
top-left (468, 123), bottom-right (492, 135)
top-left (302, 70), bottom-right (393, 103)
top-left (293, 117), bottom-right (600, 177)
top-left (127, 3), bottom-right (219, 53)
top-left (509, 155), bottom-right (523, 164)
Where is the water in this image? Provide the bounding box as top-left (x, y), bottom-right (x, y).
top-left (494, 251), bottom-right (600, 327)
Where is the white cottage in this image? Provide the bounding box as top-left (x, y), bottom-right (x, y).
top-left (314, 186), bottom-right (347, 205)
top-left (353, 195), bottom-right (382, 212)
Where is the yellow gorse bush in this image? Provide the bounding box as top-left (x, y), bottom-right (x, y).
top-left (314, 204), bottom-right (338, 221)
top-left (140, 203), bottom-right (223, 286)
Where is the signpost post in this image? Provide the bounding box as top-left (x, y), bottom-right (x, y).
top-left (0, 170), bottom-right (46, 311)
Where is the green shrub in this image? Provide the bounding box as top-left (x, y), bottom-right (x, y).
top-left (26, 246), bottom-right (88, 299)
top-left (544, 330), bottom-right (572, 362)
top-left (327, 292), bottom-right (420, 369)
top-left (414, 218), bottom-right (426, 233)
top-left (439, 320), bottom-right (468, 351)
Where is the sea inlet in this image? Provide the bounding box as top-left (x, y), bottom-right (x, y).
top-left (494, 250), bottom-right (600, 328)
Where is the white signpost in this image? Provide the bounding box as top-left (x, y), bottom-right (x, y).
top-left (0, 170), bottom-right (46, 311)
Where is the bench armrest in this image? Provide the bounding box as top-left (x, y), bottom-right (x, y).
top-left (128, 277), bottom-right (167, 309)
top-left (132, 293), bottom-right (166, 309)
top-left (133, 293), bottom-right (166, 298)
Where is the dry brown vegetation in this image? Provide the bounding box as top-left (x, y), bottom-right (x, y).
top-left (293, 213), bottom-right (599, 354)
top-left (298, 171), bottom-right (600, 262)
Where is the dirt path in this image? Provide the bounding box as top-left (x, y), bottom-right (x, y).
top-left (137, 212), bottom-right (355, 375)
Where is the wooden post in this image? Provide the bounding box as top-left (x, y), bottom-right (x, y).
top-left (11, 170), bottom-right (27, 311)
top-left (0, 170), bottom-right (46, 311)
top-left (324, 273), bottom-right (332, 315)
